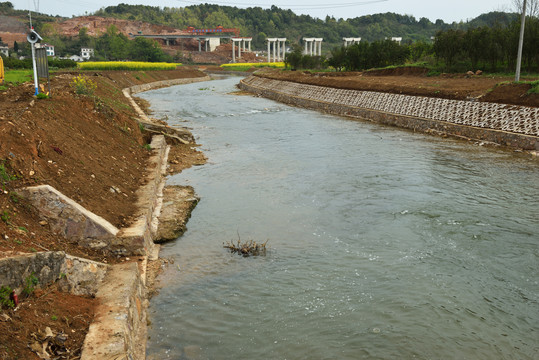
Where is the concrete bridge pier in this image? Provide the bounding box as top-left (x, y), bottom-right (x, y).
top-left (303, 38), bottom-right (323, 56)
top-left (343, 37), bottom-right (361, 47)
top-left (278, 38), bottom-right (286, 61)
top-left (267, 38), bottom-right (286, 62)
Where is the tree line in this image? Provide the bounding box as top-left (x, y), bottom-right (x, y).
top-left (287, 16), bottom-right (539, 74)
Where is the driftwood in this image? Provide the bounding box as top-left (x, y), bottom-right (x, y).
top-left (224, 233), bottom-right (268, 257)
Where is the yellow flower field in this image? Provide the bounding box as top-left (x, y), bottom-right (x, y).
top-left (77, 62), bottom-right (179, 71)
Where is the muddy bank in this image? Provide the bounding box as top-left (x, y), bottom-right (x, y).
top-left (239, 75), bottom-right (539, 152)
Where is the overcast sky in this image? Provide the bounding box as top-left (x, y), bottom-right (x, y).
top-left (10, 0), bottom-right (515, 23)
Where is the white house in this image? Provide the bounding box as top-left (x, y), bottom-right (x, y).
top-left (81, 48), bottom-right (94, 60)
top-left (69, 55), bottom-right (84, 62)
top-left (37, 43), bottom-right (55, 57)
top-left (0, 46), bottom-right (8, 57)
top-left (44, 44), bottom-right (55, 57)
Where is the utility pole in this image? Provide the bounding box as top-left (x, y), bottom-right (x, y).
top-left (515, 0), bottom-right (527, 82)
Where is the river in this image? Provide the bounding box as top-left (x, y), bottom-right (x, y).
top-left (140, 76), bottom-right (538, 360)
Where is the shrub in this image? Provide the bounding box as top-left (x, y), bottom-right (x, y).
top-left (70, 74), bottom-right (97, 96)
top-left (0, 286), bottom-right (14, 309)
top-left (23, 273), bottom-right (39, 296)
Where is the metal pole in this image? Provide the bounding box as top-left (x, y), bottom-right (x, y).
top-left (31, 43), bottom-right (38, 95)
top-left (515, 0), bottom-right (527, 82)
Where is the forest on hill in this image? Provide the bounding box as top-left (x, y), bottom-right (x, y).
top-left (2, 1), bottom-right (537, 73)
top-left (92, 3), bottom-right (520, 49)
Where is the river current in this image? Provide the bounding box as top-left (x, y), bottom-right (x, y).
top-left (140, 76), bottom-right (538, 360)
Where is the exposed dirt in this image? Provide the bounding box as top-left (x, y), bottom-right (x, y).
top-left (0, 283), bottom-right (96, 360)
top-left (257, 68), bottom-right (539, 107)
top-left (55, 16), bottom-right (186, 38)
top-left (0, 67), bottom-right (206, 259)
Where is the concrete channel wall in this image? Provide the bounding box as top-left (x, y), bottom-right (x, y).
top-left (240, 75), bottom-right (539, 151)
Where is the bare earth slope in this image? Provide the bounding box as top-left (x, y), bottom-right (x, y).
top-left (256, 67), bottom-right (539, 108)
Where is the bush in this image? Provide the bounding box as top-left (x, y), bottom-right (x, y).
top-left (70, 74), bottom-right (97, 96)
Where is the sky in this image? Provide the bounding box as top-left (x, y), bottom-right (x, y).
top-left (10, 0), bottom-right (514, 23)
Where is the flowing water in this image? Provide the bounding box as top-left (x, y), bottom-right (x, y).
top-left (141, 77), bottom-right (538, 360)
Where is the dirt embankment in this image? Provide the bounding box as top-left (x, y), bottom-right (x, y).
top-left (0, 67), bottom-right (206, 359)
top-left (257, 67), bottom-right (539, 107)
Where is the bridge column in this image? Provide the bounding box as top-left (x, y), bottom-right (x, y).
top-left (317, 39), bottom-right (322, 56)
top-left (277, 38), bottom-right (286, 61)
top-left (248, 39), bottom-right (251, 52)
top-left (267, 40), bottom-right (271, 62)
top-left (198, 39), bottom-right (202, 52)
top-left (238, 39), bottom-right (242, 58)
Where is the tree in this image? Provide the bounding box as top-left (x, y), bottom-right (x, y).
top-left (129, 37), bottom-right (170, 62)
top-left (78, 27), bottom-right (90, 47)
top-left (513, 0), bottom-right (539, 18)
top-left (284, 43), bottom-right (302, 69)
top-left (327, 46), bottom-right (347, 71)
top-left (433, 29), bottom-right (465, 67)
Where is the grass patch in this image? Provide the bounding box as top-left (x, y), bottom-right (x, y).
top-left (523, 80), bottom-right (539, 94)
top-left (4, 69), bottom-right (33, 86)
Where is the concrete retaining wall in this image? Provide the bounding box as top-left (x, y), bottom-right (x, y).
top-left (240, 76), bottom-right (539, 150)
top-left (81, 261), bottom-right (147, 360)
top-left (17, 185), bottom-right (119, 250)
top-left (115, 135), bottom-right (167, 258)
top-left (0, 251), bottom-right (108, 297)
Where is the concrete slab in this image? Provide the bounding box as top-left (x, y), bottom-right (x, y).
top-left (81, 261), bottom-right (146, 360)
top-left (155, 185), bottom-right (199, 243)
top-left (17, 185), bottom-right (119, 250)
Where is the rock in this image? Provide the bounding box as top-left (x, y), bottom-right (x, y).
top-left (154, 186), bottom-right (199, 243)
top-left (39, 220), bottom-right (48, 226)
top-left (466, 71), bottom-right (475, 76)
top-left (475, 70), bottom-right (483, 75)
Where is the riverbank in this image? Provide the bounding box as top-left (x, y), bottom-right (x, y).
top-left (255, 67), bottom-right (539, 107)
top-left (0, 68), bottom-right (208, 359)
top-left (240, 73), bottom-right (539, 152)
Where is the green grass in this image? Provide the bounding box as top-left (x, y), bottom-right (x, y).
top-left (515, 80), bottom-right (539, 94)
top-left (4, 69), bottom-right (33, 85)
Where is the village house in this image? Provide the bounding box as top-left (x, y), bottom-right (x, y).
top-left (0, 45), bottom-right (8, 57)
top-left (36, 43), bottom-right (55, 57)
top-left (81, 47), bottom-right (94, 60)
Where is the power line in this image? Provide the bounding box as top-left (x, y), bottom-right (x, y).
top-left (179, 0), bottom-right (388, 10)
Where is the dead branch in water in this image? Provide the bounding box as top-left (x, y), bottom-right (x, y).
top-left (224, 232), bottom-right (268, 257)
